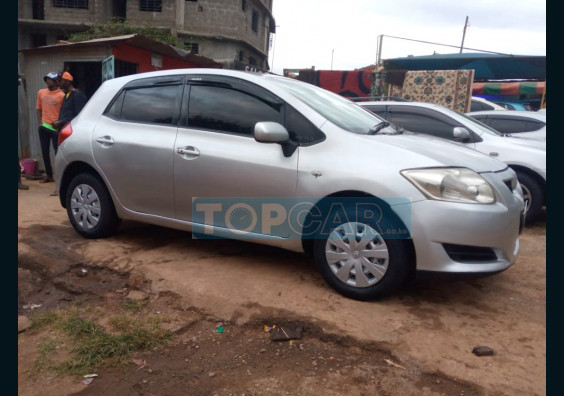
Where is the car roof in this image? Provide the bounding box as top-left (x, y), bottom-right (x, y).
top-left (358, 101), bottom-right (451, 111)
top-left (467, 110), bottom-right (546, 121)
top-left (103, 68), bottom-right (285, 88)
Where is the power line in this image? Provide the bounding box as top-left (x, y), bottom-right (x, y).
top-left (381, 34), bottom-right (512, 56)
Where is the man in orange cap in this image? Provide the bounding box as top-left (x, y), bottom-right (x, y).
top-left (36, 71), bottom-right (64, 183)
top-left (52, 71), bottom-right (87, 132)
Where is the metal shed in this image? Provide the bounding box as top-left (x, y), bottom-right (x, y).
top-left (18, 34), bottom-right (221, 169)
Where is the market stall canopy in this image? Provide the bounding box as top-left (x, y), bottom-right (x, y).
top-left (383, 53), bottom-right (545, 80)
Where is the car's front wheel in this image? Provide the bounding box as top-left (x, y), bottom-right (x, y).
top-left (65, 173), bottom-right (120, 238)
top-left (515, 171), bottom-right (544, 223)
top-left (313, 205), bottom-right (412, 300)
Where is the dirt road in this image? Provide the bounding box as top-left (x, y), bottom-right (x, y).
top-left (18, 180), bottom-right (546, 395)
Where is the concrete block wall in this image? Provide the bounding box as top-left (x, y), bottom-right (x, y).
top-left (44, 2), bottom-right (96, 22)
top-left (18, 0), bottom-right (33, 19)
top-left (182, 0), bottom-right (270, 54)
top-left (126, 0), bottom-right (177, 28)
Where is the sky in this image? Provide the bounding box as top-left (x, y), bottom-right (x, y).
top-left (268, 0), bottom-right (546, 74)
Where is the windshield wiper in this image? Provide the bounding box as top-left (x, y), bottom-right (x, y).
top-left (368, 121), bottom-right (390, 135)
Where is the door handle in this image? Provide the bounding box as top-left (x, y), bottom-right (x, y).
top-left (95, 136), bottom-right (114, 147)
top-left (176, 146), bottom-right (200, 157)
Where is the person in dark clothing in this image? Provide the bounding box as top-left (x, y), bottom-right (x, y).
top-left (52, 71), bottom-right (87, 131)
top-left (51, 71), bottom-right (87, 196)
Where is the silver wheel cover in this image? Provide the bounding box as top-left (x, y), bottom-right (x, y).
top-left (325, 222), bottom-right (389, 288)
top-left (521, 184), bottom-right (531, 213)
top-left (70, 184), bottom-right (101, 230)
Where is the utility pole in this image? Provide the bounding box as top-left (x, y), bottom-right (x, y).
top-left (460, 16), bottom-right (469, 53)
top-left (375, 34), bottom-right (384, 67)
top-left (331, 49), bottom-right (334, 70)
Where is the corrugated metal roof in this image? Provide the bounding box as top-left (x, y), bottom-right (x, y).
top-left (19, 34), bottom-right (221, 68)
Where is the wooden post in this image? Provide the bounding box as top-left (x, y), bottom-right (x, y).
top-left (540, 81), bottom-right (546, 108)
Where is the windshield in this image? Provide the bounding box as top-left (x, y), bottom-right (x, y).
top-left (267, 76), bottom-right (394, 134)
top-left (458, 113), bottom-right (504, 136)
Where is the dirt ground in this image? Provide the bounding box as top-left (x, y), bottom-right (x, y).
top-left (18, 180), bottom-right (546, 396)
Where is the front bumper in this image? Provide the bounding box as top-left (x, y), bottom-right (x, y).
top-left (405, 169), bottom-right (524, 273)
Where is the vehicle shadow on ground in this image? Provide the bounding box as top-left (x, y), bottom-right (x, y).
top-left (113, 215), bottom-right (546, 306)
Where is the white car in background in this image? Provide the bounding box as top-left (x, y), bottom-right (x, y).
top-left (470, 96), bottom-right (507, 112)
top-left (359, 101), bottom-right (546, 223)
top-left (467, 110), bottom-right (546, 142)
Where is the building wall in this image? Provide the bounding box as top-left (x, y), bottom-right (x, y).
top-left (44, 2), bottom-right (97, 22)
top-left (19, 0), bottom-right (274, 68)
top-left (181, 0), bottom-right (271, 55)
top-left (126, 0), bottom-right (178, 28)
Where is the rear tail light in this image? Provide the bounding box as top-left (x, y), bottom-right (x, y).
top-left (58, 122), bottom-right (72, 145)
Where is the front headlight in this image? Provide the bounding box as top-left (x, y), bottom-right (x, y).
top-left (401, 168), bottom-right (496, 204)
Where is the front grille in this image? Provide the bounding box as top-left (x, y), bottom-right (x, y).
top-left (443, 243), bottom-right (497, 262)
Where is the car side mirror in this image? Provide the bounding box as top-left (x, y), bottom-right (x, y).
top-left (254, 122), bottom-right (289, 143)
top-left (453, 127), bottom-right (471, 142)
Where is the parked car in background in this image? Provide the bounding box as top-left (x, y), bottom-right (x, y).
top-left (359, 101), bottom-right (545, 223)
top-left (467, 110), bottom-right (546, 142)
top-left (54, 69), bottom-right (525, 300)
top-left (493, 101), bottom-right (534, 111)
top-left (470, 96), bottom-right (507, 112)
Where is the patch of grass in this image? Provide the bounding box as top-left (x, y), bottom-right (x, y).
top-left (55, 314), bottom-right (172, 374)
top-left (124, 299), bottom-right (149, 313)
top-left (32, 337), bottom-right (58, 372)
top-left (29, 307), bottom-right (172, 376)
top-left (30, 310), bottom-right (62, 331)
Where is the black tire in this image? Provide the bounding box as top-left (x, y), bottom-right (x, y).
top-left (312, 203), bottom-right (413, 300)
top-left (515, 171), bottom-right (543, 223)
top-left (65, 173), bottom-right (120, 238)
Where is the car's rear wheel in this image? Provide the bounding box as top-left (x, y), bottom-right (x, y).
top-left (66, 173), bottom-right (120, 238)
top-left (516, 171), bottom-right (543, 223)
top-left (313, 205), bottom-right (412, 300)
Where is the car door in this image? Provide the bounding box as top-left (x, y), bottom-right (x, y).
top-left (92, 76), bottom-right (184, 218)
top-left (173, 76), bottom-right (299, 237)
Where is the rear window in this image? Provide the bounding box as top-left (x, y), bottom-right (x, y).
top-left (104, 85), bottom-right (182, 126)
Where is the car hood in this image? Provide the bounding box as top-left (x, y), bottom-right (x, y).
top-left (357, 133), bottom-right (509, 173)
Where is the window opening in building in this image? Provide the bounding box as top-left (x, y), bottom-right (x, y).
top-left (252, 10), bottom-right (259, 32)
top-left (32, 0), bottom-right (45, 19)
top-left (185, 43), bottom-right (199, 54)
top-left (139, 0), bottom-right (162, 12)
top-left (53, 0), bottom-right (89, 8)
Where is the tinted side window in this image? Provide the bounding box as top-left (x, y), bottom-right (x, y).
top-left (470, 101), bottom-right (492, 112)
top-left (121, 85), bottom-right (181, 125)
top-left (387, 111), bottom-right (456, 140)
top-left (188, 85), bottom-right (283, 136)
top-left (285, 105), bottom-right (325, 145)
top-left (487, 118), bottom-right (544, 133)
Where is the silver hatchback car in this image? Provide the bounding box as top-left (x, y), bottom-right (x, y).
top-left (55, 69), bottom-right (524, 300)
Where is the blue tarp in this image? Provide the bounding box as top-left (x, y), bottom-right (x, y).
top-left (383, 53), bottom-right (546, 80)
